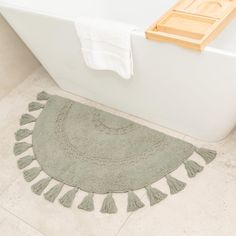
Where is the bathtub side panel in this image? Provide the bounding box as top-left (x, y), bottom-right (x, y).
top-left (1, 7), bottom-right (236, 141)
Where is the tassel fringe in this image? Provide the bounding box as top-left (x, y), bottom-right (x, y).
top-left (184, 160), bottom-right (204, 178)
top-left (145, 185), bottom-right (167, 206)
top-left (14, 142), bottom-right (32, 156)
top-left (127, 191), bottom-right (145, 212)
top-left (15, 129), bottom-right (32, 141)
top-left (20, 114), bottom-right (36, 126)
top-left (23, 167), bottom-right (41, 182)
top-left (37, 91), bottom-right (50, 101)
top-left (195, 147), bottom-right (217, 164)
top-left (17, 155), bottom-right (35, 169)
top-left (166, 175), bottom-right (186, 194)
top-left (31, 177), bottom-right (51, 195)
top-left (78, 193), bottom-right (94, 212)
top-left (28, 102), bottom-right (44, 112)
top-left (14, 95), bottom-right (218, 213)
top-left (59, 187), bottom-right (78, 208)
top-left (101, 193), bottom-right (117, 214)
top-left (44, 183), bottom-right (64, 203)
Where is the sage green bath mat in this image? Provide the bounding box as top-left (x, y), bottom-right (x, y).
top-left (14, 91), bottom-right (217, 213)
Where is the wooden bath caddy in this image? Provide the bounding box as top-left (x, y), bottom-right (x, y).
top-left (146, 0), bottom-right (236, 50)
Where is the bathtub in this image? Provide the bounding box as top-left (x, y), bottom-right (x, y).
top-left (1, 0), bottom-right (236, 142)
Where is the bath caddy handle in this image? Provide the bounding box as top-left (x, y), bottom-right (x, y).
top-left (146, 0), bottom-right (236, 51)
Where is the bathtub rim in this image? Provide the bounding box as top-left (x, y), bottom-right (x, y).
top-left (1, 2), bottom-right (236, 58)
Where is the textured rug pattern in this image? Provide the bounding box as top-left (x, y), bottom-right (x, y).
top-left (13, 91), bottom-right (217, 213)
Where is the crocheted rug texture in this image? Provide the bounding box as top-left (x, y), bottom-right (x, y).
top-left (13, 92), bottom-right (217, 213)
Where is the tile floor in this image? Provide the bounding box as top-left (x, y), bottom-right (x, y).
top-left (0, 66), bottom-right (236, 236)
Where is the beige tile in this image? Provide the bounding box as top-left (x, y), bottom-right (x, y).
top-left (0, 96), bottom-right (29, 194)
top-left (0, 177), bottom-right (132, 236)
top-left (0, 207), bottom-right (45, 236)
top-left (117, 152), bottom-right (236, 236)
top-left (0, 15), bottom-right (40, 99)
top-left (0, 68), bottom-right (55, 194)
top-left (0, 85), bottom-right (36, 194)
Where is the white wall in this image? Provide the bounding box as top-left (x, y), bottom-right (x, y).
top-left (0, 14), bottom-right (40, 99)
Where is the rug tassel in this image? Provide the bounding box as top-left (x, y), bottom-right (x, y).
top-left (15, 129), bottom-right (32, 141)
top-left (166, 175), bottom-right (186, 194)
top-left (20, 114), bottom-right (36, 126)
top-left (127, 191), bottom-right (145, 212)
top-left (195, 147), bottom-right (217, 164)
top-left (44, 183), bottom-right (64, 203)
top-left (100, 193), bottom-right (117, 214)
top-left (28, 102), bottom-right (45, 112)
top-left (59, 187), bottom-right (78, 208)
top-left (145, 185), bottom-right (168, 206)
top-left (31, 177), bottom-right (52, 195)
top-left (78, 193), bottom-right (94, 212)
top-left (14, 142), bottom-right (32, 156)
top-left (37, 91), bottom-right (50, 101)
top-left (184, 160), bottom-right (204, 178)
top-left (23, 167), bottom-right (41, 182)
top-left (17, 155), bottom-right (35, 169)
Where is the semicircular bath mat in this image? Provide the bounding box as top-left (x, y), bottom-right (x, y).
top-left (13, 91), bottom-right (217, 213)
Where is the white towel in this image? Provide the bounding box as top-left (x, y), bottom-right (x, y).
top-left (75, 17), bottom-right (137, 79)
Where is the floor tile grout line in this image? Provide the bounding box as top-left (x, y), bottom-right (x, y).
top-left (0, 206), bottom-right (47, 236)
top-left (115, 192), bottom-right (146, 236)
top-left (0, 173), bottom-right (143, 236)
top-left (0, 71), bottom-right (35, 103)
top-left (0, 173), bottom-right (22, 199)
top-left (0, 66), bottom-right (42, 103)
top-left (115, 212), bottom-right (134, 236)
top-left (0, 66), bottom-right (46, 109)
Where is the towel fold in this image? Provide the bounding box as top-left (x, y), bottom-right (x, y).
top-left (75, 17), bottom-right (137, 79)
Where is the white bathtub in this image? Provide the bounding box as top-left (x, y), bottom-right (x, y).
top-left (1, 0), bottom-right (236, 142)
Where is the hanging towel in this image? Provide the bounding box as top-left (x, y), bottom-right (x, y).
top-left (75, 17), bottom-right (137, 79)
